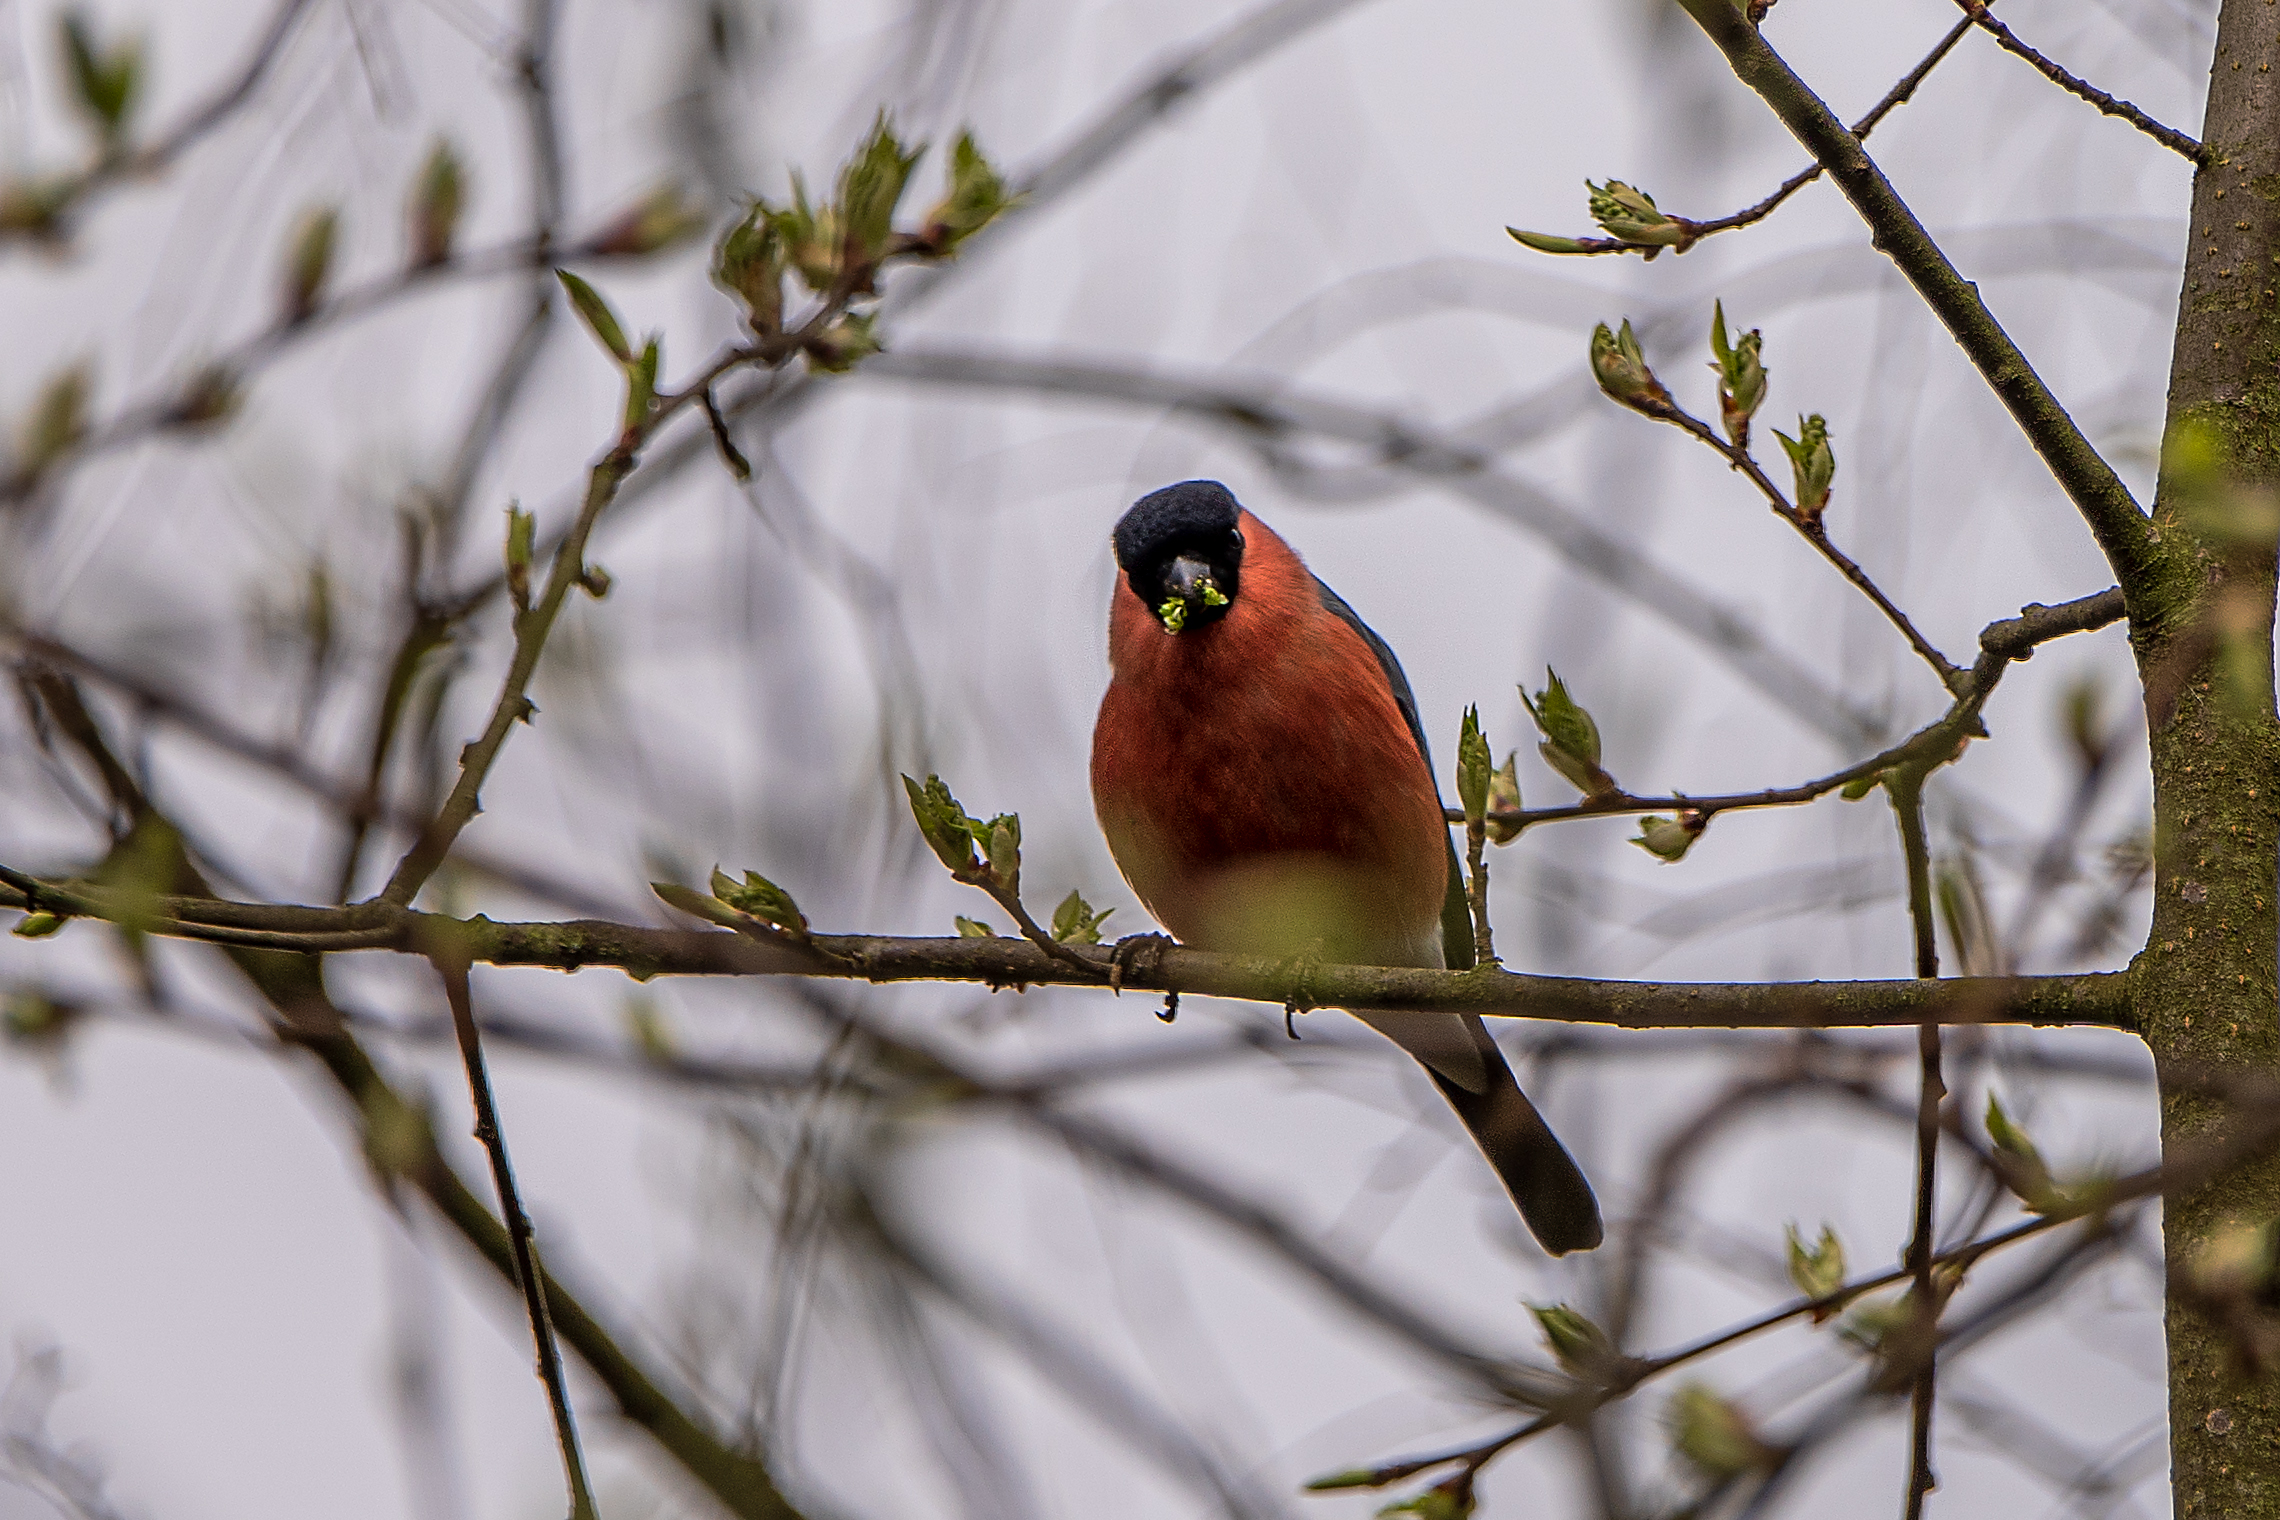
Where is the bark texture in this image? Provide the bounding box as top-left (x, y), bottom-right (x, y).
top-left (2145, 1), bottom-right (2280, 1510)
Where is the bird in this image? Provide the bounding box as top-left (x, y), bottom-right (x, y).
top-left (1089, 479), bottom-right (1603, 1256)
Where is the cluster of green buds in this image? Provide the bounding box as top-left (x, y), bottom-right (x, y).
top-left (1588, 319), bottom-right (1673, 416)
top-left (904, 773), bottom-right (1022, 898)
top-left (1050, 889), bottom-right (1114, 945)
top-left (710, 116), bottom-right (1013, 362)
top-left (1586, 179), bottom-right (1684, 247)
top-left (1785, 1222), bottom-right (1847, 1319)
top-left (408, 139), bottom-right (465, 269)
top-left (59, 11), bottom-right (142, 149)
top-left (1630, 809), bottom-right (1706, 863)
top-left (281, 206), bottom-right (339, 326)
top-left (1774, 413), bottom-right (1835, 524)
top-left (1522, 668), bottom-right (1617, 798)
top-left (1707, 301), bottom-right (1767, 449)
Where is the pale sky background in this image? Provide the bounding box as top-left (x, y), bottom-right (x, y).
top-left (0, 0), bottom-right (2215, 1516)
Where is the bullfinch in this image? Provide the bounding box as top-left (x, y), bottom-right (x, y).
top-left (1090, 480), bottom-right (1603, 1256)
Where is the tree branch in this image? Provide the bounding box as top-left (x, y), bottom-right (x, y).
top-left (1954, 0), bottom-right (2204, 163)
top-left (1669, 0), bottom-right (2157, 596)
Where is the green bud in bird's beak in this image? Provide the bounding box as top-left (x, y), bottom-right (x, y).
top-left (1155, 553), bottom-right (1226, 632)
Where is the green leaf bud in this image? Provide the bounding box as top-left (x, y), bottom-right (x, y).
top-left (11, 911), bottom-right (66, 938)
top-left (409, 139), bottom-right (466, 269)
top-left (1485, 753), bottom-right (1524, 844)
top-left (954, 915), bottom-right (996, 938)
top-left (1530, 1301), bottom-right (1616, 1377)
top-left (18, 362), bottom-right (89, 478)
top-left (1301, 1469), bottom-right (1382, 1492)
top-left (587, 182), bottom-right (705, 258)
top-left (1773, 413), bottom-right (1835, 523)
top-left (625, 335), bottom-right (661, 430)
top-left (1630, 811), bottom-right (1705, 862)
top-left (1985, 1092), bottom-right (2061, 1212)
top-left (1708, 300), bottom-right (1767, 447)
top-left (166, 363), bottom-right (240, 429)
top-left (1840, 771), bottom-right (1884, 801)
top-left (1456, 706), bottom-right (1492, 825)
top-left (981, 812), bottom-right (1022, 895)
top-left (1785, 1222), bottom-right (1847, 1317)
top-left (502, 503), bottom-right (536, 614)
top-left (1667, 1383), bottom-right (1775, 1479)
top-left (803, 310), bottom-right (881, 373)
top-left (1585, 179), bottom-right (1683, 246)
top-left (282, 206), bottom-right (339, 326)
top-left (1588, 319), bottom-right (1669, 413)
top-left (712, 201), bottom-right (786, 334)
top-left (58, 12), bottom-right (141, 145)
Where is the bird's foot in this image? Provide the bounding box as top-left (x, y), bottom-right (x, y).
top-left (1276, 943), bottom-right (1327, 1039)
top-left (1107, 931), bottom-right (1176, 996)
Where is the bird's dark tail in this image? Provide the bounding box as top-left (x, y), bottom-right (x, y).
top-left (1428, 1013), bottom-right (1603, 1256)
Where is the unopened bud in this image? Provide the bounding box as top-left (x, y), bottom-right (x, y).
top-left (803, 310), bottom-right (881, 373)
top-left (1531, 1302), bottom-right (1616, 1378)
top-left (282, 206), bottom-right (339, 326)
top-left (1785, 1222), bottom-right (1847, 1318)
top-left (1523, 668), bottom-right (1616, 797)
top-left (1708, 300), bottom-right (1767, 447)
top-left (1485, 754), bottom-right (1523, 844)
top-left (1630, 810), bottom-right (1705, 862)
top-left (1586, 179), bottom-right (1683, 246)
top-left (1588, 319), bottom-right (1669, 413)
top-left (712, 202), bottom-right (786, 333)
top-left (1774, 413), bottom-right (1835, 523)
top-left (503, 504), bottom-right (536, 613)
top-left (1667, 1383), bottom-right (1777, 1479)
top-left (588, 183), bottom-right (704, 258)
top-left (409, 139), bottom-right (465, 269)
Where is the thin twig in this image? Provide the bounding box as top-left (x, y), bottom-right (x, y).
top-left (1955, 0), bottom-right (2204, 163)
top-left (1648, 398), bottom-right (1965, 690)
top-left (430, 947), bottom-right (599, 1520)
top-left (1670, 0), bottom-right (2157, 597)
top-left (1888, 767), bottom-right (1944, 1520)
top-left (1516, 16), bottom-right (1974, 258)
top-left (0, 0), bottom-right (317, 245)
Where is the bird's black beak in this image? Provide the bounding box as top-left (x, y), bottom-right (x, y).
top-left (1155, 553), bottom-right (1227, 633)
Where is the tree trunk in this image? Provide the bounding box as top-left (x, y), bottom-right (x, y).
top-left (2143, 1), bottom-right (2280, 1511)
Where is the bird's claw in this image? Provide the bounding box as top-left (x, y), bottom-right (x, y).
top-left (1108, 931), bottom-right (1176, 995)
top-left (1276, 944), bottom-right (1326, 1039)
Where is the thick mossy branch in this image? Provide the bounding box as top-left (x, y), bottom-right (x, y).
top-left (1670, 0), bottom-right (2159, 600)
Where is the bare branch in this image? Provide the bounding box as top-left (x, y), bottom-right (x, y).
top-left (1956, 0), bottom-right (2205, 163)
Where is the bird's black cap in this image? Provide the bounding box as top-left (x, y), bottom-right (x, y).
top-left (1113, 480), bottom-right (1242, 571)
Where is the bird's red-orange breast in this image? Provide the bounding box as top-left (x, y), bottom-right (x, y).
top-left (1091, 510), bottom-right (1450, 966)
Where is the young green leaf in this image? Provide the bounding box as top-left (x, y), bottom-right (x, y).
top-left (804, 310), bottom-right (882, 373)
top-left (11, 912), bottom-right (65, 938)
top-left (1050, 889), bottom-right (1114, 945)
top-left (1522, 669), bottom-right (1616, 797)
top-left (1375, 1483), bottom-right (1472, 1520)
top-left (1840, 771), bottom-right (1884, 801)
top-left (980, 812), bottom-right (1022, 895)
top-left (903, 774), bottom-right (981, 875)
top-left (708, 867), bottom-right (809, 934)
top-left (1505, 227), bottom-right (1595, 255)
top-left (712, 201), bottom-right (786, 333)
top-left (953, 915), bottom-right (997, 938)
top-left (1785, 1222), bottom-right (1847, 1318)
top-left (556, 269), bottom-right (633, 364)
top-left (836, 111), bottom-right (923, 267)
top-left (1985, 1092), bottom-right (2061, 1212)
top-left (921, 131), bottom-right (1016, 252)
